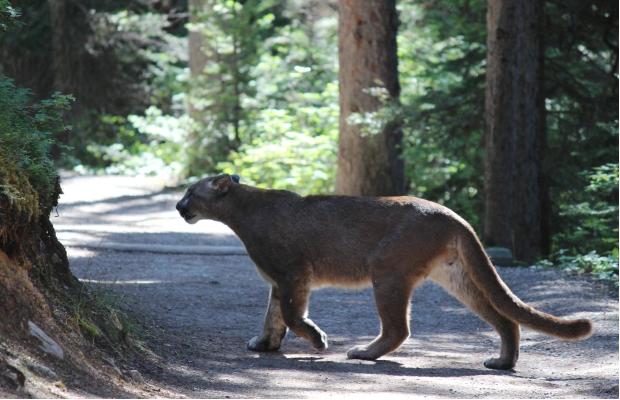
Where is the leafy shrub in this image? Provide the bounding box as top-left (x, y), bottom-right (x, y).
top-left (77, 107), bottom-right (190, 179)
top-left (0, 75), bottom-right (72, 245)
top-left (185, 0), bottom-right (284, 174)
top-left (553, 163), bottom-right (619, 256)
top-left (215, 8), bottom-right (339, 194)
top-left (396, 1), bottom-right (486, 230)
top-left (0, 76), bottom-right (72, 209)
top-left (537, 250), bottom-right (619, 286)
top-left (536, 163), bottom-right (619, 284)
top-left (0, 0), bottom-right (19, 31)
top-left (219, 104), bottom-right (338, 194)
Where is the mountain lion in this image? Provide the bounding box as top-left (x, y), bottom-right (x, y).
top-left (176, 174), bottom-right (592, 370)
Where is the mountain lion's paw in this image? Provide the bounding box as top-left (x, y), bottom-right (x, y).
top-left (346, 345), bottom-right (378, 360)
top-left (312, 331), bottom-right (328, 351)
top-left (247, 336), bottom-right (280, 352)
top-left (483, 357), bottom-right (515, 370)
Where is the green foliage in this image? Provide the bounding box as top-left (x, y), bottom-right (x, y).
top-left (80, 107), bottom-right (191, 178)
top-left (71, 6), bottom-right (190, 170)
top-left (544, 1), bottom-right (619, 267)
top-left (187, 0), bottom-right (285, 173)
top-left (104, 9), bottom-right (188, 113)
top-left (553, 163), bottom-right (618, 255)
top-left (219, 99), bottom-right (338, 194)
top-left (39, 3), bottom-right (191, 174)
top-left (207, 1), bottom-right (339, 193)
top-left (537, 250), bottom-right (619, 286)
top-left (0, 75), bottom-right (72, 212)
top-left (536, 163), bottom-right (619, 285)
top-left (392, 0), bottom-right (618, 284)
top-left (396, 0), bottom-right (486, 230)
top-left (0, 0), bottom-right (20, 31)
top-left (70, 0), bottom-right (340, 192)
top-left (0, 0), bottom-right (189, 169)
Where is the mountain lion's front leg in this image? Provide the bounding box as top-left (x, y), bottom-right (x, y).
top-left (247, 286), bottom-right (288, 351)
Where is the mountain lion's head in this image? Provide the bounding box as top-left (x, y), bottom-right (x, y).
top-left (176, 174), bottom-right (240, 224)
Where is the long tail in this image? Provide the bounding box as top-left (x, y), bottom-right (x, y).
top-left (457, 229), bottom-right (592, 340)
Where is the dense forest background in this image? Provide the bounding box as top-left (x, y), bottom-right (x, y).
top-left (0, 0), bottom-right (617, 281)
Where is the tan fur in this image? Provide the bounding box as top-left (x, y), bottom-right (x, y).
top-left (177, 174), bottom-right (593, 370)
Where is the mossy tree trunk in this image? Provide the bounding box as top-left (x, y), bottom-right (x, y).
top-left (0, 173), bottom-right (76, 335)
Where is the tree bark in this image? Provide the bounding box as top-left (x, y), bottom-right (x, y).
top-left (484, 0), bottom-right (545, 262)
top-left (335, 0), bottom-right (404, 196)
top-left (48, 0), bottom-right (83, 158)
top-left (48, 0), bottom-right (71, 94)
top-left (188, 0), bottom-right (208, 119)
top-left (47, 0), bottom-right (93, 107)
top-left (187, 0), bottom-right (213, 175)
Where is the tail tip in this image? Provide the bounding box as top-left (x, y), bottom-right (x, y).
top-left (571, 318), bottom-right (593, 339)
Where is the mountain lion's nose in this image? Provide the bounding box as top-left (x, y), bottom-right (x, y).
top-left (176, 201), bottom-right (183, 211)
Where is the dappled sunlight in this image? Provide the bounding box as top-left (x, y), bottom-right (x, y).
top-left (137, 342), bottom-right (589, 399)
top-left (65, 248), bottom-right (98, 259)
top-left (65, 227), bottom-right (617, 396)
top-left (79, 278), bottom-right (165, 285)
top-left (54, 176), bottom-right (243, 255)
top-left (57, 174), bottom-right (174, 205)
top-left (61, 202), bottom-right (617, 398)
top-left (57, 225), bottom-right (237, 241)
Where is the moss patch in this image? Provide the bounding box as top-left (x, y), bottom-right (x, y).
top-left (0, 156), bottom-right (40, 247)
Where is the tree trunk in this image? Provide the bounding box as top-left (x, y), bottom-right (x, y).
top-left (188, 0), bottom-right (207, 119)
top-left (48, 0), bottom-right (93, 106)
top-left (335, 0), bottom-right (404, 196)
top-left (48, 0), bottom-right (78, 159)
top-left (48, 0), bottom-right (70, 94)
top-left (483, 0), bottom-right (545, 262)
top-left (188, 0), bottom-right (208, 120)
top-left (187, 0), bottom-right (212, 175)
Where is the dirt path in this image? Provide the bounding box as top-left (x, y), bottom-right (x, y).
top-left (56, 174), bottom-right (619, 398)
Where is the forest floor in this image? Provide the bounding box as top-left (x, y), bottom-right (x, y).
top-left (51, 174), bottom-right (618, 399)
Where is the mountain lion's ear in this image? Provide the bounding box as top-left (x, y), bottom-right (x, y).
top-left (211, 174), bottom-right (232, 193)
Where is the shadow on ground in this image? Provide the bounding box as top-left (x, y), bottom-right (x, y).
top-left (68, 241), bottom-right (619, 398)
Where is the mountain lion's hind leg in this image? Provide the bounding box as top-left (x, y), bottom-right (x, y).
top-left (248, 286), bottom-right (288, 351)
top-left (347, 276), bottom-right (416, 360)
top-left (279, 282), bottom-right (328, 350)
top-left (429, 263), bottom-right (520, 370)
